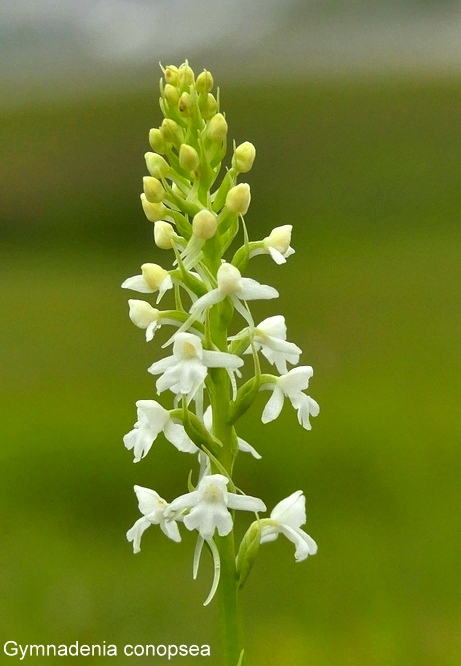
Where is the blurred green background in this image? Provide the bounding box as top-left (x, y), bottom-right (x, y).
top-left (2, 9), bottom-right (461, 664)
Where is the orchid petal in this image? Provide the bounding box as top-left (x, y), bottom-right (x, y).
top-left (164, 420), bottom-right (198, 454)
top-left (239, 278), bottom-right (279, 301)
top-left (261, 386), bottom-right (284, 423)
top-left (190, 288), bottom-right (225, 316)
top-left (121, 275), bottom-right (153, 293)
top-left (126, 516), bottom-right (151, 554)
top-left (202, 349), bottom-right (244, 370)
top-left (268, 246), bottom-right (286, 264)
top-left (227, 493), bottom-right (266, 513)
top-left (237, 437), bottom-right (262, 459)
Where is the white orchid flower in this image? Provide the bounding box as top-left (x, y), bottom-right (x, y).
top-left (250, 225), bottom-right (295, 264)
top-left (123, 399), bottom-right (198, 463)
top-left (127, 485), bottom-right (181, 553)
top-left (203, 406), bottom-right (261, 459)
top-left (260, 491), bottom-right (317, 562)
top-left (148, 332), bottom-right (243, 405)
top-left (128, 300), bottom-right (195, 342)
top-left (128, 300), bottom-right (161, 341)
top-left (166, 473), bottom-right (266, 540)
top-left (121, 263), bottom-right (173, 304)
top-left (248, 315), bottom-right (301, 374)
top-left (190, 262), bottom-right (278, 325)
top-left (261, 366), bottom-right (319, 430)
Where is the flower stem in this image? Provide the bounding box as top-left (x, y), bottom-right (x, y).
top-left (208, 305), bottom-right (245, 665)
top-left (216, 531), bottom-right (245, 666)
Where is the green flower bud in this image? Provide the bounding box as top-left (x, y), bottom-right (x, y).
top-left (154, 221), bottom-right (175, 249)
top-left (140, 193), bottom-right (167, 222)
top-left (226, 183), bottom-right (251, 214)
top-left (206, 113), bottom-right (228, 142)
top-left (200, 93), bottom-right (218, 120)
top-left (179, 144), bottom-right (200, 172)
top-left (143, 176), bottom-right (165, 204)
top-left (164, 65), bottom-right (179, 86)
top-left (145, 152), bottom-right (170, 179)
top-left (195, 70), bottom-right (214, 94)
top-left (161, 118), bottom-right (183, 146)
top-left (192, 209), bottom-right (217, 240)
top-left (178, 62), bottom-right (195, 88)
top-left (149, 128), bottom-right (165, 154)
top-left (232, 141), bottom-right (256, 173)
top-left (163, 83), bottom-right (180, 106)
top-left (236, 522), bottom-right (262, 589)
top-left (178, 92), bottom-right (194, 116)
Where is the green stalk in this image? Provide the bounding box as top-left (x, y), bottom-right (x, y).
top-left (207, 305), bottom-right (246, 666)
top-left (216, 531), bottom-right (244, 666)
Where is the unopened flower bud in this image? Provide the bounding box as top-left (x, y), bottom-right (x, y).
top-left (178, 62), bottom-right (195, 88)
top-left (128, 299), bottom-right (160, 329)
top-left (161, 118), bottom-right (183, 145)
top-left (192, 209), bottom-right (217, 240)
top-left (149, 128), bottom-right (165, 154)
top-left (154, 221), bottom-right (175, 249)
top-left (217, 263), bottom-right (243, 294)
top-left (236, 521), bottom-right (262, 589)
top-left (232, 142), bottom-right (256, 173)
top-left (200, 93), bottom-right (218, 120)
top-left (145, 152), bottom-right (170, 179)
top-left (226, 183), bottom-right (251, 215)
top-left (141, 263), bottom-right (169, 291)
top-left (206, 113), bottom-right (228, 142)
top-left (264, 225), bottom-right (293, 254)
top-left (178, 92), bottom-right (194, 116)
top-left (163, 83), bottom-right (180, 106)
top-left (195, 70), bottom-right (213, 94)
top-left (143, 176), bottom-right (165, 203)
top-left (164, 65), bottom-right (179, 86)
top-left (140, 193), bottom-right (167, 222)
top-left (179, 144), bottom-right (200, 172)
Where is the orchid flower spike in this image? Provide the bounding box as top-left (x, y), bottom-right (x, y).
top-left (127, 485), bottom-right (181, 553)
top-left (148, 332), bottom-right (243, 404)
top-left (121, 263), bottom-right (173, 304)
top-left (166, 473), bottom-right (266, 540)
top-left (260, 490), bottom-right (317, 562)
top-left (261, 366), bottom-right (319, 430)
top-left (123, 399), bottom-right (198, 463)
top-left (190, 262), bottom-right (278, 325)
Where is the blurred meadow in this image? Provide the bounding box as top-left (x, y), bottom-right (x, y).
top-left (1, 68), bottom-right (461, 665)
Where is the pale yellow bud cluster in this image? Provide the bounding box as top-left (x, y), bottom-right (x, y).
top-left (136, 61), bottom-right (256, 259)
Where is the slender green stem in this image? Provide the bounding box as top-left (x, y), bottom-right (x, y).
top-left (216, 531), bottom-right (244, 666)
top-left (207, 304), bottom-right (245, 666)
